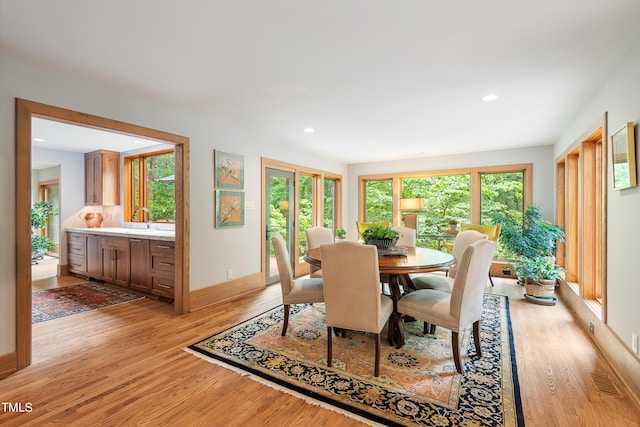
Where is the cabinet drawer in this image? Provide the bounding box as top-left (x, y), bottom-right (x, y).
top-left (151, 255), bottom-right (175, 273)
top-left (151, 274), bottom-right (174, 298)
top-left (68, 244), bottom-right (86, 256)
top-left (68, 233), bottom-right (86, 244)
top-left (150, 240), bottom-right (175, 256)
top-left (101, 236), bottom-right (129, 249)
top-left (68, 254), bottom-right (86, 272)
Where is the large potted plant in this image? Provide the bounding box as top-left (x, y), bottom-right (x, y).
top-left (31, 201), bottom-right (57, 263)
top-left (493, 204), bottom-right (565, 303)
top-left (361, 225), bottom-right (399, 250)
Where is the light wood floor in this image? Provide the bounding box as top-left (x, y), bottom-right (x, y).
top-left (2, 275), bottom-right (639, 426)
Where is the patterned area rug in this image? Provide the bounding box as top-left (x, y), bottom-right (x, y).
top-left (187, 294), bottom-right (524, 426)
top-left (32, 282), bottom-right (144, 323)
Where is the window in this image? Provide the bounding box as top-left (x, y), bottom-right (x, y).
top-left (125, 149), bottom-right (175, 223)
top-left (363, 179), bottom-right (393, 223)
top-left (359, 164), bottom-right (532, 256)
top-left (323, 178), bottom-right (337, 230)
top-left (556, 119), bottom-right (605, 313)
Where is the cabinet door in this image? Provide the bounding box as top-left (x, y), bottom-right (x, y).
top-left (84, 153), bottom-right (100, 205)
top-left (129, 238), bottom-right (150, 292)
top-left (100, 237), bottom-right (129, 287)
top-left (86, 234), bottom-right (101, 278)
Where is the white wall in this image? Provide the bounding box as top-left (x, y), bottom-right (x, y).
top-left (554, 39), bottom-right (640, 353)
top-left (0, 54), bottom-right (347, 355)
top-left (347, 145), bottom-right (556, 239)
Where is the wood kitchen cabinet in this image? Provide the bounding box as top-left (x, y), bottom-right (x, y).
top-left (100, 236), bottom-right (129, 287)
top-left (149, 240), bottom-right (175, 299)
top-left (85, 150), bottom-right (120, 206)
top-left (67, 230), bottom-right (174, 301)
top-left (129, 238), bottom-right (151, 293)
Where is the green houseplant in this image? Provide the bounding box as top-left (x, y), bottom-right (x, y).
top-left (31, 201), bottom-right (57, 262)
top-left (361, 225), bottom-right (399, 250)
top-left (335, 227), bottom-right (347, 239)
top-left (493, 204), bottom-right (565, 301)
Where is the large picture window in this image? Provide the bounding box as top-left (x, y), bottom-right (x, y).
top-left (125, 149), bottom-right (176, 223)
top-left (360, 164), bottom-right (531, 257)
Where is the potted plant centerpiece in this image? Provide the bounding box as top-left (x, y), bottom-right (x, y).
top-left (493, 204), bottom-right (565, 304)
top-left (335, 227), bottom-right (347, 240)
top-left (361, 224), bottom-right (399, 250)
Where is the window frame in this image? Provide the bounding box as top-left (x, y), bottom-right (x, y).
top-left (124, 148), bottom-right (176, 223)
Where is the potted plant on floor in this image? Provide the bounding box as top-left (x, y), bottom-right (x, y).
top-left (362, 225), bottom-right (399, 250)
top-left (493, 204), bottom-right (565, 303)
top-left (32, 201), bottom-right (57, 264)
top-left (335, 227), bottom-right (347, 240)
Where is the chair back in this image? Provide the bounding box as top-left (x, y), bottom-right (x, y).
top-left (321, 241), bottom-right (381, 333)
top-left (271, 232), bottom-right (294, 297)
top-left (306, 227), bottom-right (334, 249)
top-left (449, 240), bottom-right (496, 328)
top-left (392, 226), bottom-right (417, 247)
top-left (449, 230), bottom-right (488, 278)
top-left (356, 221), bottom-right (390, 239)
top-left (460, 223), bottom-right (501, 243)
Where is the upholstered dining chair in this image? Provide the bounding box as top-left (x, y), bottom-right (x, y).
top-left (392, 226), bottom-right (417, 247)
top-left (305, 226), bottom-right (335, 278)
top-left (321, 241), bottom-right (394, 377)
top-left (272, 232), bottom-right (324, 336)
top-left (460, 223), bottom-right (501, 286)
top-left (411, 230), bottom-right (487, 293)
top-left (394, 239), bottom-right (496, 373)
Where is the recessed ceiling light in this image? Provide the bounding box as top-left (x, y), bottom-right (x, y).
top-left (132, 140), bottom-right (144, 144)
top-left (303, 128), bottom-right (315, 133)
top-left (482, 94), bottom-right (499, 102)
top-left (33, 138), bottom-right (45, 142)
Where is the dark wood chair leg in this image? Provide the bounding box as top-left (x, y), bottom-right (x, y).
top-left (452, 331), bottom-right (462, 373)
top-left (374, 333), bottom-right (381, 377)
top-left (281, 304), bottom-right (290, 336)
top-left (327, 326), bottom-right (332, 368)
top-left (394, 313), bottom-right (405, 349)
top-left (473, 320), bottom-right (482, 357)
top-left (423, 321), bottom-right (429, 334)
top-left (429, 324), bottom-right (436, 334)
top-left (488, 272), bottom-right (495, 286)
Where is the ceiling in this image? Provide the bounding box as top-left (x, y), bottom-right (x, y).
top-left (2, 1), bottom-right (640, 164)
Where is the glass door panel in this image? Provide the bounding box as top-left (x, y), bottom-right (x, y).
top-left (265, 168), bottom-right (294, 285)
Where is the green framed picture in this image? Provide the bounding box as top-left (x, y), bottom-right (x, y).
top-left (214, 150), bottom-right (244, 189)
top-left (215, 190), bottom-right (244, 228)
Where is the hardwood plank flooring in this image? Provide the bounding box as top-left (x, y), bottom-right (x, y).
top-left (2, 276), bottom-right (639, 426)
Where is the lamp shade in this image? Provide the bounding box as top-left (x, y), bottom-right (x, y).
top-left (400, 198), bottom-right (425, 211)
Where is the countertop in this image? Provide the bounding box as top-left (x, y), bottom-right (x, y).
top-left (67, 227), bottom-right (175, 242)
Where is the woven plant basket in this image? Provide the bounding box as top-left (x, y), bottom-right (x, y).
top-left (525, 279), bottom-right (556, 298)
top-left (365, 237), bottom-right (399, 250)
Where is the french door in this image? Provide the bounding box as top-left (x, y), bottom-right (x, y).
top-left (265, 168), bottom-right (295, 285)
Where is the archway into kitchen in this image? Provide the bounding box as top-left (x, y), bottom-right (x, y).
top-left (15, 99), bottom-right (190, 371)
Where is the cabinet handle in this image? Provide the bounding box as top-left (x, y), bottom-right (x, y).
top-left (157, 284), bottom-right (171, 289)
top-left (158, 262), bottom-right (173, 266)
top-left (157, 245), bottom-right (171, 249)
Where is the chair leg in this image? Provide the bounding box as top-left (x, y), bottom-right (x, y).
top-left (473, 320), bottom-right (482, 357)
top-left (327, 326), bottom-right (333, 368)
top-left (429, 324), bottom-right (436, 334)
top-left (488, 272), bottom-right (495, 286)
top-left (281, 304), bottom-right (290, 336)
top-left (451, 331), bottom-right (462, 373)
top-left (423, 321), bottom-right (429, 334)
top-left (394, 313), bottom-right (405, 349)
top-left (374, 333), bottom-right (381, 377)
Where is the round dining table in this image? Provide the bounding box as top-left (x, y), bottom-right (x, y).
top-left (304, 245), bottom-right (454, 303)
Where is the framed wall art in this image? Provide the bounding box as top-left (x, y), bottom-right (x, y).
top-left (611, 122), bottom-right (637, 190)
top-left (215, 190), bottom-right (245, 228)
top-left (214, 150), bottom-right (244, 189)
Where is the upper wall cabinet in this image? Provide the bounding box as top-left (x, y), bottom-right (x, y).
top-left (85, 150), bottom-right (120, 206)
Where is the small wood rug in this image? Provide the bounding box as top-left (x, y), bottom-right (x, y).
top-left (32, 282), bottom-right (144, 324)
top-left (187, 294), bottom-right (524, 426)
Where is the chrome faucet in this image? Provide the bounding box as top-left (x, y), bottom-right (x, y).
top-left (134, 207), bottom-right (150, 228)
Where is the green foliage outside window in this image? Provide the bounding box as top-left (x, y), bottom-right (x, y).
top-left (145, 153), bottom-right (175, 222)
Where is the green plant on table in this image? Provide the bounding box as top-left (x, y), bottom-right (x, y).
top-left (362, 225), bottom-right (399, 242)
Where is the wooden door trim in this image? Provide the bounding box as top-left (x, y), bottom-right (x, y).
top-left (15, 98), bottom-right (190, 371)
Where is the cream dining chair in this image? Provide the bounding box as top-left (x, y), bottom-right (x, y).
top-left (392, 226), bottom-right (417, 247)
top-left (460, 223), bottom-right (502, 286)
top-left (411, 230), bottom-right (487, 293)
top-left (272, 232), bottom-right (324, 336)
top-left (320, 241), bottom-right (394, 377)
top-left (394, 239), bottom-right (496, 373)
top-left (305, 226), bottom-right (335, 278)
